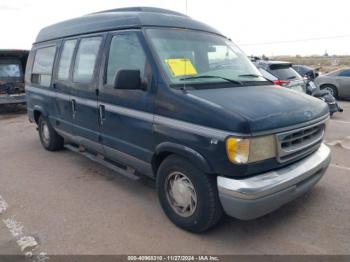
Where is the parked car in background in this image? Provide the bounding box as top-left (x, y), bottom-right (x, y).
top-left (292, 64), bottom-right (319, 80)
top-left (255, 60), bottom-right (343, 116)
top-left (254, 60), bottom-right (306, 92)
top-left (315, 68), bottom-right (350, 99)
top-left (0, 50), bottom-right (28, 105)
top-left (305, 77), bottom-right (343, 116)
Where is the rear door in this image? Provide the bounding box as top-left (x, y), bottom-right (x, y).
top-left (336, 69), bottom-right (350, 97)
top-left (70, 35), bottom-right (105, 153)
top-left (52, 39), bottom-right (78, 136)
top-left (97, 30), bottom-right (155, 176)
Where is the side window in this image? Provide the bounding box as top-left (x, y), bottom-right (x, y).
top-left (73, 37), bottom-right (102, 83)
top-left (32, 46), bottom-right (56, 87)
top-left (106, 33), bottom-right (146, 85)
top-left (339, 69), bottom-right (350, 77)
top-left (57, 39), bottom-right (77, 80)
top-left (259, 68), bottom-right (277, 81)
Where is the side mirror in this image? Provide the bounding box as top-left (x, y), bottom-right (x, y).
top-left (114, 69), bottom-right (144, 90)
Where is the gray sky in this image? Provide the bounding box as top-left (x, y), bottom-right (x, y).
top-left (1, 0), bottom-right (349, 56)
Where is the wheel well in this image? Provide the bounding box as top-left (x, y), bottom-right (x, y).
top-left (152, 151), bottom-right (173, 175)
top-left (320, 83), bottom-right (337, 90)
top-left (152, 149), bottom-right (213, 176)
top-left (33, 110), bottom-right (42, 124)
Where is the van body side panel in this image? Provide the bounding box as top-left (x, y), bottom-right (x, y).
top-left (26, 41), bottom-right (60, 128)
top-left (25, 50), bottom-right (36, 122)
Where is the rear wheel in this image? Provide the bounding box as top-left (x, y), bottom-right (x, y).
top-left (156, 155), bottom-right (223, 233)
top-left (38, 116), bottom-right (64, 151)
top-left (322, 85), bottom-right (338, 99)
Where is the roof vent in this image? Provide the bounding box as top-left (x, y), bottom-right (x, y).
top-left (89, 7), bottom-right (188, 17)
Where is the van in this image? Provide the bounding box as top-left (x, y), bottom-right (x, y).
top-left (0, 50), bottom-right (28, 105)
top-left (26, 7), bottom-right (331, 232)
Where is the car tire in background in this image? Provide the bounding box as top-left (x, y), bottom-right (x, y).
top-left (38, 115), bottom-right (64, 151)
top-left (321, 85), bottom-right (338, 99)
top-left (156, 155), bottom-right (223, 233)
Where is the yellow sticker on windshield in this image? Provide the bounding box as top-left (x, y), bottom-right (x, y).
top-left (165, 58), bottom-right (197, 77)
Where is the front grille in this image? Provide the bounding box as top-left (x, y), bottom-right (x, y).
top-left (276, 122), bottom-right (325, 163)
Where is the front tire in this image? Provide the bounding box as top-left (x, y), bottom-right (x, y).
top-left (38, 116), bottom-right (64, 151)
top-left (156, 155), bottom-right (223, 233)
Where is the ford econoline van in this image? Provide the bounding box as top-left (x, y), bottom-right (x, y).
top-left (26, 7), bottom-right (331, 232)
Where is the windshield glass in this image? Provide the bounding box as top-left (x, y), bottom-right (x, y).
top-left (146, 29), bottom-right (265, 86)
top-left (0, 61), bottom-right (21, 78)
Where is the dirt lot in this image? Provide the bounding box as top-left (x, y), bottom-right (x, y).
top-left (0, 102), bottom-right (349, 257)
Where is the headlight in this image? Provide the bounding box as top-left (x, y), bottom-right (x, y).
top-left (226, 135), bottom-right (277, 164)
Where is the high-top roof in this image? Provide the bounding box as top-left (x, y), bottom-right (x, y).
top-left (35, 7), bottom-right (223, 43)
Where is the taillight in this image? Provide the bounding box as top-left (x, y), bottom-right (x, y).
top-left (273, 80), bottom-right (290, 86)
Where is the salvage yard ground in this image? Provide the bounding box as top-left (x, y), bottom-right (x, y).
top-left (0, 102), bottom-right (349, 256)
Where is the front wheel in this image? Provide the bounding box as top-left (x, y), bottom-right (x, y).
top-left (156, 155), bottom-right (223, 233)
top-left (38, 116), bottom-right (64, 151)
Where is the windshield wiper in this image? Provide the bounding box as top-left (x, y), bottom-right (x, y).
top-left (238, 73), bottom-right (273, 83)
top-left (180, 75), bottom-right (243, 85)
top-left (238, 74), bottom-right (261, 78)
top-left (287, 76), bottom-right (297, 80)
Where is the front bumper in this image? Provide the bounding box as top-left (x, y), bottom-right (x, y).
top-left (0, 93), bottom-right (26, 105)
top-left (217, 143), bottom-right (331, 220)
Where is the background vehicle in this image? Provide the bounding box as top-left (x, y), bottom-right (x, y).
top-left (0, 50), bottom-right (28, 105)
top-left (315, 68), bottom-right (350, 99)
top-left (254, 60), bottom-right (306, 93)
top-left (305, 78), bottom-right (343, 116)
top-left (256, 60), bottom-right (342, 116)
top-left (293, 64), bottom-right (320, 80)
top-left (26, 7), bottom-right (330, 233)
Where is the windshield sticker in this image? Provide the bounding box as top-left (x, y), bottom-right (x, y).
top-left (165, 58), bottom-right (197, 77)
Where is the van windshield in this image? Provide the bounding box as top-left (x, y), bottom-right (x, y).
top-left (146, 28), bottom-right (265, 87)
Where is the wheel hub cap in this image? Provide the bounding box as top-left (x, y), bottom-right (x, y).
top-left (42, 123), bottom-right (50, 143)
top-left (166, 172), bottom-right (197, 217)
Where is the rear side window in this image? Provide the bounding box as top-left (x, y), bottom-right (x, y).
top-left (269, 66), bottom-right (301, 80)
top-left (259, 68), bottom-right (277, 81)
top-left (339, 69), bottom-right (350, 77)
top-left (73, 37), bottom-right (102, 83)
top-left (58, 40), bottom-right (77, 80)
top-left (32, 46), bottom-right (56, 87)
top-left (106, 33), bottom-right (146, 85)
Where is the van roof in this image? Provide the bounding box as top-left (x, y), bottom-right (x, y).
top-left (35, 7), bottom-right (223, 43)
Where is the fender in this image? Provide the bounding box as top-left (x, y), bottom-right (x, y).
top-left (32, 105), bottom-right (48, 123)
top-left (154, 142), bottom-right (214, 174)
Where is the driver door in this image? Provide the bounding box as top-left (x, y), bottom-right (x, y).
top-left (97, 30), bottom-right (155, 175)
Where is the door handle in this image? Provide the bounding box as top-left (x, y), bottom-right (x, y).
top-left (71, 99), bottom-right (76, 118)
top-left (99, 104), bottom-right (106, 125)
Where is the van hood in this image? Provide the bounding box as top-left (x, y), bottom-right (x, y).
top-left (187, 85), bottom-right (329, 134)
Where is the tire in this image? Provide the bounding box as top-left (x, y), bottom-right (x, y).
top-left (38, 115), bottom-right (64, 151)
top-left (156, 155), bottom-right (223, 233)
top-left (322, 85), bottom-right (338, 99)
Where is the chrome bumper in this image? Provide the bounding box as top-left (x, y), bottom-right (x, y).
top-left (217, 143), bottom-right (331, 220)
